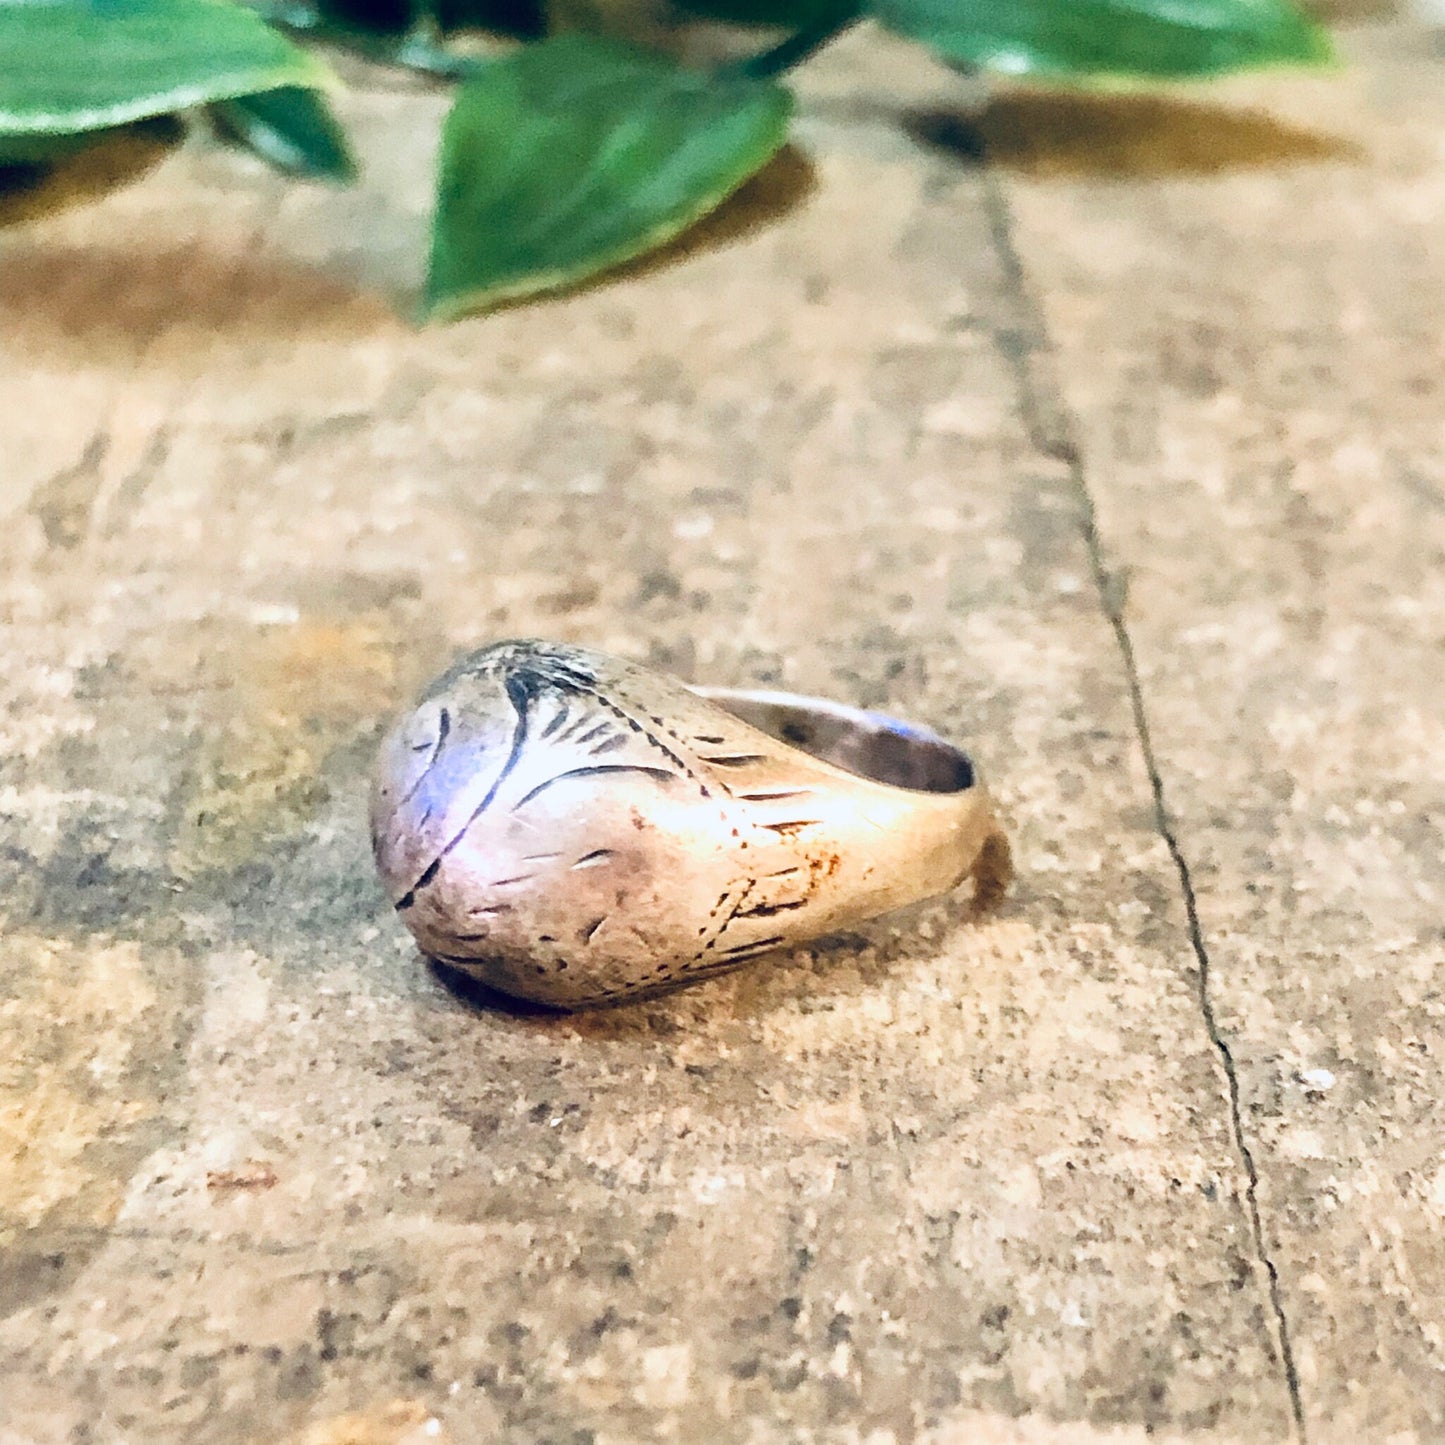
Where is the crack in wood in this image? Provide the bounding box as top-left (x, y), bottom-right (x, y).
top-left (976, 147), bottom-right (1309, 1445)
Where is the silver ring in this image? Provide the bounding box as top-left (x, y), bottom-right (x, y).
top-left (371, 640), bottom-right (1010, 1010)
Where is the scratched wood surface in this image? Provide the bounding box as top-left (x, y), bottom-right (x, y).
top-left (0, 20), bottom-right (1441, 1445)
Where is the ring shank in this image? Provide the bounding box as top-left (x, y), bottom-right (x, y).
top-left (693, 684), bottom-right (1011, 922)
top-left (691, 687), bottom-right (977, 795)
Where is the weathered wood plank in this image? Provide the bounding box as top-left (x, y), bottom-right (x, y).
top-left (1000, 28), bottom-right (1445, 1442)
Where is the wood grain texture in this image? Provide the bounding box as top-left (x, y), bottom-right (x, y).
top-left (0, 20), bottom-right (1437, 1444)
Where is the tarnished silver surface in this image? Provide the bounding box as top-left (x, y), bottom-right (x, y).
top-left (371, 640), bottom-right (1011, 1009)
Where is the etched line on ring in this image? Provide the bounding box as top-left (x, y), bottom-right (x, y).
top-left (739, 899), bottom-right (807, 918)
top-left (579, 684), bottom-right (720, 802)
top-left (550, 678), bottom-right (762, 878)
top-left (719, 935), bottom-right (787, 958)
top-left (679, 953), bottom-right (763, 980)
top-left (573, 720), bottom-right (612, 746)
top-left (511, 764), bottom-right (676, 814)
top-left (572, 849), bottom-right (615, 869)
top-left (395, 679), bottom-right (530, 911)
top-left (397, 706), bottom-right (450, 808)
top-left (692, 879), bottom-right (756, 961)
top-left (697, 887), bottom-right (733, 936)
top-left (556, 712), bottom-right (597, 742)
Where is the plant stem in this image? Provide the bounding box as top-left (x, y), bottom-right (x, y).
top-left (728, 6), bottom-right (864, 80)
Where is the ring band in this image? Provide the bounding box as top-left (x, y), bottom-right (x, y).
top-left (371, 640), bottom-right (1010, 1010)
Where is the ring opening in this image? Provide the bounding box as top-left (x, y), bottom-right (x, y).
top-left (693, 688), bottom-right (976, 794)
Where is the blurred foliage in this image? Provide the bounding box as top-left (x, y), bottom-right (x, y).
top-left (0, 0), bottom-right (1335, 321)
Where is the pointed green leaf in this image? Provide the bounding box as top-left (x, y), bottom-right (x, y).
top-left (871, 0), bottom-right (1334, 81)
top-left (424, 35), bottom-right (793, 322)
top-left (210, 85), bottom-right (357, 180)
top-left (0, 0), bottom-right (332, 140)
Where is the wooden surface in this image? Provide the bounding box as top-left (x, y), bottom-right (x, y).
top-left (1, 21), bottom-right (1442, 1445)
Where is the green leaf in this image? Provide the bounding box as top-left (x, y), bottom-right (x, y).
top-left (424, 34), bottom-right (793, 322)
top-left (210, 85), bottom-right (357, 180)
top-left (871, 0), bottom-right (1334, 81)
top-left (0, 0), bottom-right (331, 139)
